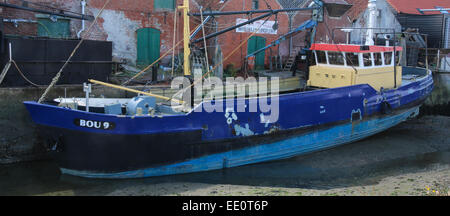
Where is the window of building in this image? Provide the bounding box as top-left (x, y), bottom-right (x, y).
top-left (316, 51), bottom-right (327, 64)
top-left (37, 17), bottom-right (70, 39)
top-left (154, 0), bottom-right (175, 10)
top-left (345, 52), bottom-right (359, 67)
top-left (373, 53), bottom-right (383, 66)
top-left (252, 0), bottom-right (259, 10)
top-left (362, 53), bottom-right (373, 67)
top-left (384, 52), bottom-right (393, 65)
top-left (328, 51), bottom-right (345, 65)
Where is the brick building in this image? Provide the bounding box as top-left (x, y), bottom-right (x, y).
top-left (1, 0), bottom-right (362, 72)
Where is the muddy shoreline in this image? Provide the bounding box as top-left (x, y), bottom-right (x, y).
top-left (0, 115), bottom-right (448, 196)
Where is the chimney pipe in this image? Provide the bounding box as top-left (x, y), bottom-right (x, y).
top-left (365, 0), bottom-right (377, 45)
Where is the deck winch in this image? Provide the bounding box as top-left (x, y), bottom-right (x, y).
top-left (126, 96), bottom-right (156, 116)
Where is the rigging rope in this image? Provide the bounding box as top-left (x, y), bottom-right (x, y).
top-left (200, 8), bottom-right (210, 78)
top-left (120, 24), bottom-right (203, 86)
top-left (171, 8), bottom-right (178, 78)
top-left (170, 15), bottom-right (273, 101)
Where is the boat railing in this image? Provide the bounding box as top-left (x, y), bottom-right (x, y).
top-left (331, 27), bottom-right (398, 46)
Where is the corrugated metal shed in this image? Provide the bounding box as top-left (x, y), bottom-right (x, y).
top-left (444, 16), bottom-right (450, 48)
top-left (397, 14), bottom-right (450, 48)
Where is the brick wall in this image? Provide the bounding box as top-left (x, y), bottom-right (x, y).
top-left (2, 0), bottom-right (354, 69)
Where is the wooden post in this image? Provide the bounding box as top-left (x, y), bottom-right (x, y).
top-left (437, 49), bottom-right (440, 72)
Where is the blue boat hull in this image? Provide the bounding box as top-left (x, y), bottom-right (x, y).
top-left (61, 105), bottom-right (420, 179)
top-left (23, 70), bottom-right (434, 178)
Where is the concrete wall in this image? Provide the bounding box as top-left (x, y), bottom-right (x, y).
top-left (0, 84), bottom-right (175, 164)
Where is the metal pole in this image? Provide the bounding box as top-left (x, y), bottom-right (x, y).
top-left (192, 12), bottom-right (273, 44)
top-left (394, 29), bottom-right (398, 88)
top-left (189, 7), bottom-right (320, 16)
top-left (191, 7), bottom-right (320, 44)
top-left (83, 83), bottom-right (91, 112)
top-left (190, 16), bottom-right (211, 40)
top-left (9, 42), bottom-right (12, 62)
top-left (437, 49), bottom-right (441, 72)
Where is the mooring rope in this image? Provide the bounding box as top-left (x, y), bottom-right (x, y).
top-left (37, 0), bottom-right (111, 103)
top-left (11, 60), bottom-right (42, 87)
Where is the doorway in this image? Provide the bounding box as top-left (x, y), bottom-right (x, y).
top-left (247, 36), bottom-right (266, 70)
top-left (137, 28), bottom-right (161, 67)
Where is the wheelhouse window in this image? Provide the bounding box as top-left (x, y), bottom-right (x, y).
top-left (328, 51), bottom-right (345, 65)
top-left (316, 51), bottom-right (327, 64)
top-left (345, 52), bottom-right (359, 67)
top-left (395, 51), bottom-right (401, 65)
top-left (384, 52), bottom-right (393, 65)
top-left (373, 53), bottom-right (383, 66)
top-left (362, 53), bottom-right (373, 67)
top-left (310, 51), bottom-right (316, 65)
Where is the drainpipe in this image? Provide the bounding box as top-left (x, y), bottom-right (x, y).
top-left (77, 0), bottom-right (87, 38)
top-left (365, 0), bottom-right (377, 45)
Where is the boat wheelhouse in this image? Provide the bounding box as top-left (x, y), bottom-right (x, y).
top-left (308, 43), bottom-right (403, 90)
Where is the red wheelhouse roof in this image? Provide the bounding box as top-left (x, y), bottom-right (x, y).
top-left (310, 43), bottom-right (403, 53)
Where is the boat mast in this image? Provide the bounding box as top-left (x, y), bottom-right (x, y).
top-left (180, 0), bottom-right (191, 76)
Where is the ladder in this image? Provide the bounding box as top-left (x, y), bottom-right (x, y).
top-left (282, 47), bottom-right (300, 72)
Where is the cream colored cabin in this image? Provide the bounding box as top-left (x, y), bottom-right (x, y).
top-left (307, 44), bottom-right (402, 91)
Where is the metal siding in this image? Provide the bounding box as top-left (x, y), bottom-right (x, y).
top-left (397, 14), bottom-right (444, 48)
top-left (445, 15), bottom-right (450, 48)
top-left (0, 37), bottom-right (112, 87)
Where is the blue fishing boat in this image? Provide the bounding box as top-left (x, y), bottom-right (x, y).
top-left (23, 0), bottom-right (433, 178)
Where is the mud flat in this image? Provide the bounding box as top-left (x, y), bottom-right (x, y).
top-left (0, 115), bottom-right (448, 196)
top-left (103, 165), bottom-right (450, 196)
